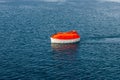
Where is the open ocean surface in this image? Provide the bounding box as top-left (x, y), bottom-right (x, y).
top-left (0, 0), bottom-right (120, 80)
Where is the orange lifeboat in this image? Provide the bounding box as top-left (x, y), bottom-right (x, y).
top-left (50, 30), bottom-right (80, 43)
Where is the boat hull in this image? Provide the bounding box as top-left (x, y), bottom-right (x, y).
top-left (51, 38), bottom-right (80, 43)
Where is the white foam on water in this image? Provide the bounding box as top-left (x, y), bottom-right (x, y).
top-left (97, 0), bottom-right (120, 17)
top-left (83, 37), bottom-right (120, 44)
top-left (42, 0), bottom-right (66, 2)
top-left (104, 38), bottom-right (120, 43)
top-left (100, 0), bottom-right (120, 3)
top-left (8, 0), bottom-right (67, 3)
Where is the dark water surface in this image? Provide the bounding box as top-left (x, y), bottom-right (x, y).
top-left (0, 0), bottom-right (120, 80)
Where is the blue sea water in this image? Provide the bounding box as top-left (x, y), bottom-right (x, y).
top-left (0, 0), bottom-right (120, 80)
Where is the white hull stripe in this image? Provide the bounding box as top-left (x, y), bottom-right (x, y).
top-left (51, 38), bottom-right (80, 43)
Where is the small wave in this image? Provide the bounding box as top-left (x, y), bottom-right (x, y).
top-left (82, 37), bottom-right (120, 44)
top-left (0, 1), bottom-right (6, 3)
top-left (100, 0), bottom-right (120, 3)
top-left (104, 38), bottom-right (120, 42)
top-left (42, 0), bottom-right (66, 2)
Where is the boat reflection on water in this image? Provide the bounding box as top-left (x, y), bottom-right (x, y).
top-left (51, 43), bottom-right (79, 60)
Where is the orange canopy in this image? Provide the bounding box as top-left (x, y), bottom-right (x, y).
top-left (51, 30), bottom-right (80, 40)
